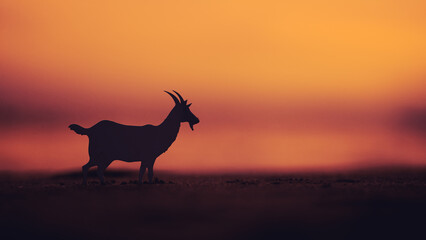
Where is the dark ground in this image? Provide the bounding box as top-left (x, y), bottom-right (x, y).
top-left (0, 168), bottom-right (425, 240)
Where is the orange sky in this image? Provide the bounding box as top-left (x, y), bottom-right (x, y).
top-left (0, 1), bottom-right (425, 172)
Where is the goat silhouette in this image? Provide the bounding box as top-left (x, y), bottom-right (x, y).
top-left (69, 91), bottom-right (199, 185)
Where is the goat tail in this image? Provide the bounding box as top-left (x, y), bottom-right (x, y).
top-left (69, 124), bottom-right (89, 135)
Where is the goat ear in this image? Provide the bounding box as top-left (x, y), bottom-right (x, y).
top-left (184, 100), bottom-right (188, 105)
top-left (187, 103), bottom-right (192, 107)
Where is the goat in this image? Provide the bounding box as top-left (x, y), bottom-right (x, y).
top-left (69, 91), bottom-right (199, 185)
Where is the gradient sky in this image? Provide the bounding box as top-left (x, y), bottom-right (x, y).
top-left (1, 1), bottom-right (425, 172)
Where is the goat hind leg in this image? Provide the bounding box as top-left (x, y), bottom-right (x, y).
top-left (97, 159), bottom-right (113, 185)
top-left (82, 160), bottom-right (95, 185)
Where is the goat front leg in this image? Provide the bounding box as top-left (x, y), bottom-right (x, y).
top-left (97, 165), bottom-right (106, 185)
top-left (148, 166), bottom-right (154, 184)
top-left (139, 163), bottom-right (146, 184)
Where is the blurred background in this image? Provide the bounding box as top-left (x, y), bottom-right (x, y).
top-left (0, 0), bottom-right (425, 172)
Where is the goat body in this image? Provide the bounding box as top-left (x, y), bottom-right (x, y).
top-left (69, 91), bottom-right (199, 185)
top-left (74, 120), bottom-right (178, 162)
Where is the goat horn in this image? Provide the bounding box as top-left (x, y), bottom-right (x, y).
top-left (173, 90), bottom-right (185, 104)
top-left (164, 91), bottom-right (179, 105)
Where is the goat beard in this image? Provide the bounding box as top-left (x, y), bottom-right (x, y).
top-left (189, 122), bottom-right (194, 131)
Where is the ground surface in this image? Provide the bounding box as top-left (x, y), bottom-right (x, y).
top-left (0, 168), bottom-right (425, 240)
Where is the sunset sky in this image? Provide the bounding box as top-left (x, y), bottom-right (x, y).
top-left (1, 1), bottom-right (425, 172)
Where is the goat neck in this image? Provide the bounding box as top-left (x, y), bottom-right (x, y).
top-left (158, 106), bottom-right (181, 143)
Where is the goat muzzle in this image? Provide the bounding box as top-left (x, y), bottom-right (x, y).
top-left (189, 118), bottom-right (199, 131)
